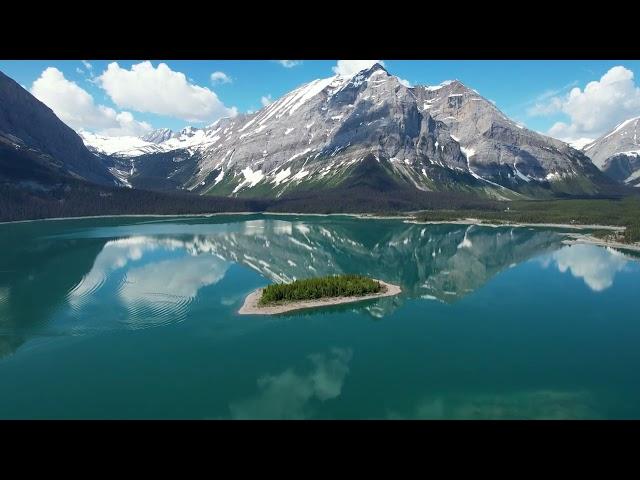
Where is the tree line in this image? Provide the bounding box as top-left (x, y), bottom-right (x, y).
top-left (259, 274), bottom-right (382, 305)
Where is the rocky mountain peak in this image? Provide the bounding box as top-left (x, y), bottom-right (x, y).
top-left (582, 115), bottom-right (640, 187)
top-left (361, 62), bottom-right (388, 76)
top-left (179, 126), bottom-right (198, 137)
top-left (140, 128), bottom-right (174, 144)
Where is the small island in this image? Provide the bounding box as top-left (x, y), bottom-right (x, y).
top-left (239, 274), bottom-right (401, 315)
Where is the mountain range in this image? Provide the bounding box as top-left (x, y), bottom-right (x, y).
top-left (79, 63), bottom-right (620, 199)
top-left (1, 63), bottom-right (637, 221)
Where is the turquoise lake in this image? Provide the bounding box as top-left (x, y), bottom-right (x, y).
top-left (1, 214), bottom-right (639, 419)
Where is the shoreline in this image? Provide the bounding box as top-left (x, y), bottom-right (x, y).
top-left (405, 218), bottom-right (625, 231)
top-left (0, 211), bottom-right (261, 225)
top-left (562, 233), bottom-right (640, 253)
top-left (0, 211), bottom-right (624, 231)
top-left (0, 211), bottom-right (404, 225)
top-left (238, 279), bottom-right (401, 315)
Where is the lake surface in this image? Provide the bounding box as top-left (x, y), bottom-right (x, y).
top-left (1, 214), bottom-right (639, 419)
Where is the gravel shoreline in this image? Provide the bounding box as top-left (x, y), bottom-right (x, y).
top-left (405, 218), bottom-right (625, 231)
top-left (562, 233), bottom-right (640, 252)
top-left (2, 213), bottom-right (623, 230)
top-left (238, 279), bottom-right (401, 315)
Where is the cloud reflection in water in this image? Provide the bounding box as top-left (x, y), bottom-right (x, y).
top-left (542, 244), bottom-right (630, 292)
top-left (229, 347), bottom-right (353, 419)
top-left (66, 236), bottom-right (229, 330)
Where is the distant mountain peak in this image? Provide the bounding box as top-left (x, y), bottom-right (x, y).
top-left (180, 126), bottom-right (197, 136)
top-left (581, 115), bottom-right (640, 187)
top-left (140, 128), bottom-right (174, 144)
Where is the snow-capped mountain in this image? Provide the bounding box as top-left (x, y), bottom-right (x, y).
top-left (581, 116), bottom-right (640, 187)
top-left (80, 131), bottom-right (160, 156)
top-left (80, 126), bottom-right (222, 158)
top-left (81, 63), bottom-right (614, 198)
top-left (141, 128), bottom-right (174, 144)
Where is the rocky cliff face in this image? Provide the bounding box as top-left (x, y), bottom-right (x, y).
top-left (185, 64), bottom-right (477, 198)
top-left (81, 64), bottom-right (615, 199)
top-left (412, 80), bottom-right (607, 194)
top-left (581, 116), bottom-right (640, 187)
top-left (0, 70), bottom-right (115, 186)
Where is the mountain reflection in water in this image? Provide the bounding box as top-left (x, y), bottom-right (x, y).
top-left (64, 220), bottom-right (564, 320)
top-left (0, 215), bottom-right (637, 356)
top-left (1, 216), bottom-right (640, 419)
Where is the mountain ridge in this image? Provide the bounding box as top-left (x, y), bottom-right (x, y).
top-left (0, 70), bottom-right (116, 186)
top-left (80, 63), bottom-right (617, 199)
top-left (580, 116), bottom-right (640, 188)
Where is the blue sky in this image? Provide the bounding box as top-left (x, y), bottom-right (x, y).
top-left (1, 59), bottom-right (639, 142)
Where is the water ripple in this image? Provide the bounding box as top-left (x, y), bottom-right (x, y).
top-left (66, 272), bottom-right (107, 312)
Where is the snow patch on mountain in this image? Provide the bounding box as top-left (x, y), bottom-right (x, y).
top-left (603, 116), bottom-right (640, 141)
top-left (233, 167), bottom-right (264, 193)
top-left (79, 131), bottom-right (155, 156)
top-left (272, 167), bottom-right (292, 186)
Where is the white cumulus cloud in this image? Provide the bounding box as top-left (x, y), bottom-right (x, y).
top-left (527, 97), bottom-right (564, 116)
top-left (30, 67), bottom-right (151, 136)
top-left (211, 71), bottom-right (232, 84)
top-left (277, 60), bottom-right (302, 68)
top-left (531, 66), bottom-right (640, 142)
top-left (332, 60), bottom-right (384, 77)
top-left (260, 94), bottom-right (273, 107)
top-left (97, 61), bottom-right (237, 123)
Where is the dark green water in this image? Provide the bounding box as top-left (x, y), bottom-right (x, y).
top-left (1, 214), bottom-right (639, 419)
